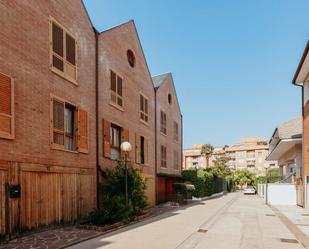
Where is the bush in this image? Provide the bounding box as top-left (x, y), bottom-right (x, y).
top-left (172, 183), bottom-right (195, 193)
top-left (90, 161), bottom-right (148, 226)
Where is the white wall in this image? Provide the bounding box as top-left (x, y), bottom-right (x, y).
top-left (258, 183), bottom-right (296, 205)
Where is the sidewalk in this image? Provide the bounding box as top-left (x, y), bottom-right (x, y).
top-left (272, 205), bottom-right (309, 248)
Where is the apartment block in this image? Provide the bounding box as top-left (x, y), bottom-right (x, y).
top-left (0, 0), bottom-right (97, 236)
top-left (153, 73), bottom-right (182, 203)
top-left (226, 138), bottom-right (277, 175)
top-left (183, 145), bottom-right (223, 169)
top-left (183, 138), bottom-right (277, 176)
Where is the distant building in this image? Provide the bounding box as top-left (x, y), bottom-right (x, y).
top-left (226, 138), bottom-right (277, 176)
top-left (267, 117), bottom-right (302, 184)
top-left (183, 145), bottom-right (224, 169)
top-left (183, 138), bottom-right (277, 175)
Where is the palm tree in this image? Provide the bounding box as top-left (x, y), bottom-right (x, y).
top-left (201, 144), bottom-right (214, 168)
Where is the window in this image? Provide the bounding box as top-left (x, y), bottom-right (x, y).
top-left (127, 50), bottom-right (135, 68)
top-left (168, 94), bottom-right (172, 105)
top-left (110, 70), bottom-right (123, 108)
top-left (135, 133), bottom-right (148, 165)
top-left (247, 151), bottom-right (255, 158)
top-left (103, 120), bottom-right (129, 160)
top-left (50, 18), bottom-right (77, 82)
top-left (51, 96), bottom-right (88, 153)
top-left (258, 151), bottom-right (263, 157)
top-left (110, 124), bottom-right (121, 160)
top-left (174, 151), bottom-right (179, 170)
top-left (160, 111), bottom-right (167, 135)
top-left (174, 121), bottom-right (179, 142)
top-left (0, 73), bottom-right (14, 139)
top-left (161, 145), bottom-right (167, 168)
top-left (64, 104), bottom-right (76, 151)
top-left (140, 94), bottom-right (148, 123)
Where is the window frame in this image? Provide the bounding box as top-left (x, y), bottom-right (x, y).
top-left (0, 72), bottom-right (14, 140)
top-left (50, 94), bottom-right (78, 153)
top-left (140, 93), bottom-right (149, 125)
top-left (174, 150), bottom-right (179, 170)
top-left (109, 69), bottom-right (124, 111)
top-left (160, 110), bottom-right (167, 136)
top-left (49, 16), bottom-right (78, 85)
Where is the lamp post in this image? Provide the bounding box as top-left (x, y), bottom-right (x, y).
top-left (120, 141), bottom-right (132, 207)
top-left (264, 164), bottom-right (270, 205)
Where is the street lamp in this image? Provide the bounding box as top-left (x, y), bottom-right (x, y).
top-left (264, 164), bottom-right (270, 205)
top-left (121, 141), bottom-right (132, 207)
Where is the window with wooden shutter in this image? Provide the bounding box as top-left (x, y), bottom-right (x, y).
top-left (50, 18), bottom-right (77, 83)
top-left (77, 108), bottom-right (88, 153)
top-left (135, 133), bottom-right (141, 164)
top-left (174, 151), bottom-right (179, 170)
top-left (140, 94), bottom-right (148, 123)
top-left (160, 111), bottom-right (167, 135)
top-left (0, 73), bottom-right (14, 139)
top-left (103, 120), bottom-right (111, 158)
top-left (144, 137), bottom-right (149, 165)
top-left (161, 145), bottom-right (167, 168)
top-left (121, 129), bottom-right (130, 160)
top-left (52, 98), bottom-right (65, 148)
top-left (110, 70), bottom-right (123, 109)
top-left (174, 121), bottom-right (179, 142)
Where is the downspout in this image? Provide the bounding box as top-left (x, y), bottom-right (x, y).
top-left (181, 114), bottom-right (183, 177)
top-left (94, 28), bottom-right (100, 210)
top-left (154, 88), bottom-right (158, 205)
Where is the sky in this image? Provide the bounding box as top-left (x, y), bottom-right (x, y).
top-left (83, 0), bottom-right (309, 149)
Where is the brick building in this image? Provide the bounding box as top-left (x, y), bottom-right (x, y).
top-left (0, 0), bottom-right (183, 237)
top-left (0, 0), bottom-right (97, 237)
top-left (97, 21), bottom-right (156, 206)
top-left (153, 73), bottom-right (182, 203)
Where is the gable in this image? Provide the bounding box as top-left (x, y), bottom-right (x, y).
top-left (98, 20), bottom-right (154, 88)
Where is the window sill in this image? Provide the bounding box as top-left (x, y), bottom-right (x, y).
top-left (109, 101), bottom-right (124, 112)
top-left (160, 132), bottom-right (167, 137)
top-left (51, 145), bottom-right (79, 154)
top-left (140, 119), bottom-right (149, 127)
top-left (0, 133), bottom-right (14, 140)
top-left (51, 67), bottom-right (78, 86)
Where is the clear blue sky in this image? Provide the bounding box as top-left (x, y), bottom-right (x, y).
top-left (83, 0), bottom-right (309, 148)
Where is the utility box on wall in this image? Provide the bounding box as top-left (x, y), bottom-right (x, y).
top-left (8, 185), bottom-right (21, 198)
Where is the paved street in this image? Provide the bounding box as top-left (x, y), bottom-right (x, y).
top-left (69, 192), bottom-right (303, 249)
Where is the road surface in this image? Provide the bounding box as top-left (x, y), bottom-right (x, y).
top-left (70, 192), bottom-right (303, 249)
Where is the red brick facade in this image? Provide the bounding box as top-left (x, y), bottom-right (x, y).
top-left (0, 0), bottom-right (96, 235)
top-left (97, 21), bottom-right (156, 206)
top-left (0, 0), bottom-right (183, 237)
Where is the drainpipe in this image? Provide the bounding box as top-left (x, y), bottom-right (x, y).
top-left (181, 114), bottom-right (183, 178)
top-left (94, 28), bottom-right (100, 210)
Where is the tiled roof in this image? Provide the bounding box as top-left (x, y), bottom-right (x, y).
top-left (277, 116), bottom-right (302, 139)
top-left (152, 73), bottom-right (170, 89)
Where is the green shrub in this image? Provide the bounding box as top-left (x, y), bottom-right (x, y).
top-left (172, 183), bottom-right (195, 193)
top-left (90, 161), bottom-right (148, 226)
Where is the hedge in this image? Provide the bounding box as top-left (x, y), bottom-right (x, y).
top-left (181, 169), bottom-right (226, 197)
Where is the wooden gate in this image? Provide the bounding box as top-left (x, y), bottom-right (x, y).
top-left (296, 177), bottom-right (304, 207)
top-left (0, 169), bottom-right (8, 240)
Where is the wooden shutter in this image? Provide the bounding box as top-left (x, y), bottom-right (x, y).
top-left (135, 133), bottom-right (141, 164)
top-left (0, 73), bottom-right (14, 139)
top-left (103, 120), bottom-right (111, 158)
top-left (77, 108), bottom-right (88, 153)
top-left (51, 97), bottom-right (64, 148)
top-left (65, 33), bottom-right (77, 80)
top-left (144, 138), bottom-right (149, 165)
top-left (51, 22), bottom-right (64, 72)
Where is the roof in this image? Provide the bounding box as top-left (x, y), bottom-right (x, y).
top-left (152, 73), bottom-right (170, 89)
top-left (292, 40), bottom-right (309, 84)
top-left (277, 116), bottom-right (302, 139)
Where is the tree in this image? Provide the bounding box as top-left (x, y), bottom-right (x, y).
top-left (201, 144), bottom-right (214, 168)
